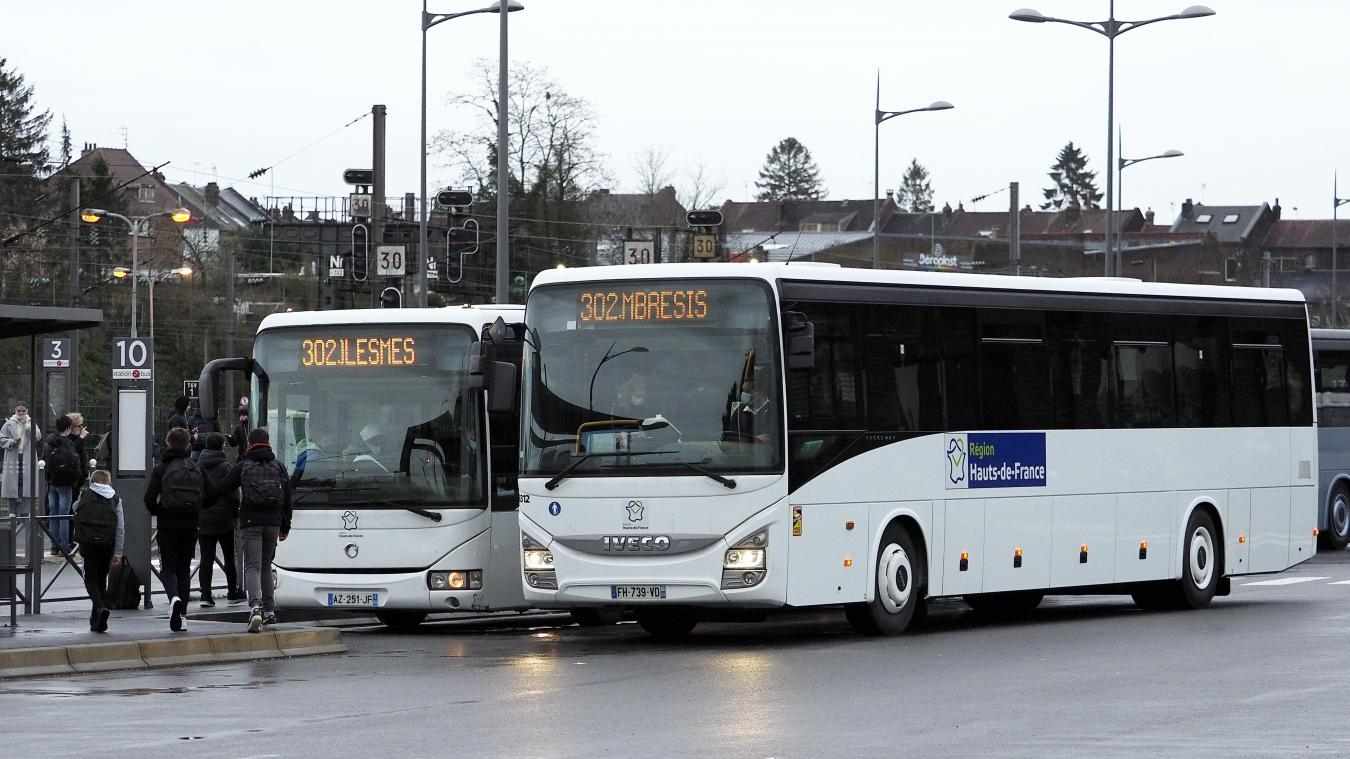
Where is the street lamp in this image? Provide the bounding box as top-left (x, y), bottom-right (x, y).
top-left (873, 75), bottom-right (953, 270)
top-left (1011, 2), bottom-right (1215, 276)
top-left (1332, 173), bottom-right (1349, 326)
top-left (1117, 146), bottom-right (1182, 258)
top-left (80, 207), bottom-right (191, 337)
top-left (420, 0), bottom-right (523, 308)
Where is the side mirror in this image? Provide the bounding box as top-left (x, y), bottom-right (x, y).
top-left (487, 361), bottom-right (518, 414)
top-left (785, 311), bottom-right (815, 370)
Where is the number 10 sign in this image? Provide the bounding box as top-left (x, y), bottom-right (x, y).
top-left (112, 337), bottom-right (154, 381)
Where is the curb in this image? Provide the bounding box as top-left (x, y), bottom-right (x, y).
top-left (0, 627), bottom-right (346, 680)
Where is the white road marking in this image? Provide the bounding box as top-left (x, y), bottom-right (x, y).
top-left (1241, 576), bottom-right (1329, 586)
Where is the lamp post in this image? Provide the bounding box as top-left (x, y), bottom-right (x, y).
top-left (1118, 146), bottom-right (1183, 268)
top-left (1333, 173), bottom-right (1349, 326)
top-left (1011, 2), bottom-right (1215, 277)
top-left (420, 1), bottom-right (523, 309)
top-left (80, 207), bottom-right (191, 337)
top-left (873, 74), bottom-right (952, 270)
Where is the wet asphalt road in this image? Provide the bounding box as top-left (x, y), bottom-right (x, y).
top-left (6, 552), bottom-right (1350, 759)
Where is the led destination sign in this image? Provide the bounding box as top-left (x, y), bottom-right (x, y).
top-left (578, 288), bottom-right (709, 323)
top-left (301, 336), bottom-right (417, 368)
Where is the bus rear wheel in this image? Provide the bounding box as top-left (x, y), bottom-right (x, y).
top-left (1135, 509), bottom-right (1221, 611)
top-left (1320, 485), bottom-right (1350, 551)
top-left (963, 591), bottom-right (1044, 618)
top-left (846, 524), bottom-right (925, 636)
top-left (375, 611), bottom-right (428, 632)
top-left (636, 609), bottom-right (697, 641)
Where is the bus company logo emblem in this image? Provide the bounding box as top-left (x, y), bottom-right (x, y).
top-left (341, 510), bottom-right (359, 530)
top-left (344, 543), bottom-right (359, 559)
top-left (626, 500), bottom-right (645, 523)
top-left (601, 535), bottom-right (671, 552)
top-left (548, 501), bottom-right (562, 516)
top-left (946, 437), bottom-right (967, 486)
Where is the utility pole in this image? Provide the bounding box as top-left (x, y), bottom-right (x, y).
top-left (371, 104), bottom-right (387, 309)
top-left (67, 177), bottom-right (80, 410)
top-left (1009, 181), bottom-right (1021, 276)
top-left (495, 6), bottom-right (511, 304)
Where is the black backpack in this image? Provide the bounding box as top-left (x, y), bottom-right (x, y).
top-left (159, 456), bottom-right (204, 513)
top-left (106, 557), bottom-right (142, 610)
top-left (43, 435), bottom-right (80, 487)
top-left (240, 459), bottom-right (285, 510)
top-left (74, 490), bottom-right (118, 546)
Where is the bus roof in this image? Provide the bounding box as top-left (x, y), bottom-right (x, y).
top-left (256, 304), bottom-right (525, 336)
top-left (531, 263), bottom-right (1306, 304)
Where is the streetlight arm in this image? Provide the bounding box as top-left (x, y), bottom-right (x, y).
top-left (424, 8), bottom-right (488, 30)
top-left (1037, 16), bottom-right (1113, 36)
top-left (1116, 9), bottom-right (1215, 36)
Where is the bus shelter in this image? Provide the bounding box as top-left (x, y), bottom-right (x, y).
top-left (0, 304), bottom-right (102, 627)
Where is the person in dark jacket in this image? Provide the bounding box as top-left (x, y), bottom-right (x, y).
top-left (188, 403), bottom-right (206, 461)
top-left (209, 427), bottom-right (291, 632)
top-left (65, 412), bottom-right (90, 494)
top-left (167, 395), bottom-right (190, 434)
top-left (74, 469), bottom-right (124, 632)
top-left (144, 427), bottom-right (203, 632)
top-left (196, 433), bottom-right (239, 608)
top-left (40, 415), bottom-right (79, 555)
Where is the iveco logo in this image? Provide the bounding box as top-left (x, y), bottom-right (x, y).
top-left (344, 543), bottom-right (359, 559)
top-left (601, 535), bottom-right (671, 552)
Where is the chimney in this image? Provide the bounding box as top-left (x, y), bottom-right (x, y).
top-left (1272, 197), bottom-right (1282, 220)
top-left (403, 192), bottom-right (415, 221)
top-left (81, 142), bottom-right (96, 157)
top-left (1145, 208), bottom-right (1156, 225)
top-left (885, 190), bottom-right (894, 205)
top-left (1181, 198), bottom-right (1195, 220)
top-left (204, 182), bottom-right (221, 207)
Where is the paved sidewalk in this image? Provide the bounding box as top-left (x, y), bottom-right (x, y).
top-left (0, 606), bottom-right (344, 679)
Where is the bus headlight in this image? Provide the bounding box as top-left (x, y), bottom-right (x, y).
top-left (523, 534), bottom-right (557, 590)
top-left (722, 529), bottom-right (768, 589)
top-left (428, 570), bottom-right (483, 591)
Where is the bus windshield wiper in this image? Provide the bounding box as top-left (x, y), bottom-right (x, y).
top-left (544, 450), bottom-right (677, 491)
top-left (673, 460), bottom-right (737, 489)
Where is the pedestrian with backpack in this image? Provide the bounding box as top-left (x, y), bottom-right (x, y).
top-left (196, 433), bottom-right (241, 608)
top-left (74, 469), bottom-right (124, 632)
top-left (41, 415), bottom-right (82, 556)
top-left (210, 427), bottom-right (291, 633)
top-left (144, 427), bottom-right (203, 632)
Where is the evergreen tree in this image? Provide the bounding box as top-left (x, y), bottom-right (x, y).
top-left (0, 58), bottom-right (52, 233)
top-left (1041, 142), bottom-right (1102, 211)
top-left (896, 158), bottom-right (934, 213)
top-left (754, 137), bottom-right (825, 201)
top-left (59, 116), bottom-right (72, 167)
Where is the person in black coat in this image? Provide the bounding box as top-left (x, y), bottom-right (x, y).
top-left (144, 427), bottom-right (202, 632)
top-left (195, 433), bottom-right (240, 608)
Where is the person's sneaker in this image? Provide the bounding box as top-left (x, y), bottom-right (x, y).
top-left (200, 595), bottom-right (216, 609)
top-left (226, 589), bottom-right (246, 603)
top-left (169, 597), bottom-right (185, 632)
top-left (248, 607), bottom-right (263, 634)
top-left (96, 608), bottom-right (111, 633)
top-left (262, 611), bottom-right (277, 626)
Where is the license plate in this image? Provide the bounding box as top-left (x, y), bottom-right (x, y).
top-left (327, 591), bottom-right (380, 607)
top-left (610, 585), bottom-right (666, 600)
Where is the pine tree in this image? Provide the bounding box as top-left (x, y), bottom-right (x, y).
top-left (1041, 142), bottom-right (1102, 211)
top-left (59, 117), bottom-right (72, 167)
top-left (896, 159), bottom-right (934, 213)
top-left (0, 58), bottom-right (52, 233)
top-left (754, 137), bottom-right (825, 201)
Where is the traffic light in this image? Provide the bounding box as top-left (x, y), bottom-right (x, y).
top-left (449, 226), bottom-right (478, 255)
top-left (343, 168), bottom-right (374, 186)
top-left (380, 286), bottom-right (402, 308)
top-left (686, 209), bottom-right (724, 227)
top-left (436, 189), bottom-right (474, 208)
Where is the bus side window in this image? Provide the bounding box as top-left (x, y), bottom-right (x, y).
top-left (978, 309), bottom-right (1053, 431)
top-left (1174, 317), bottom-right (1227, 427)
top-left (1315, 350), bottom-right (1350, 427)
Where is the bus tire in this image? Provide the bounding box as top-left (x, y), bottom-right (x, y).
top-left (570, 609), bottom-right (622, 627)
top-left (1320, 485), bottom-right (1350, 551)
top-left (1177, 508), bottom-right (1220, 609)
top-left (375, 611), bottom-right (428, 632)
top-left (636, 609), bottom-right (697, 640)
top-left (963, 591), bottom-right (1044, 618)
top-left (846, 524), bottom-right (925, 636)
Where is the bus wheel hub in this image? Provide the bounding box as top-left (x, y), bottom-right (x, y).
top-left (878, 543), bottom-right (913, 614)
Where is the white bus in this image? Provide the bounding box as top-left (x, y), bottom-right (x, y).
top-left (516, 263), bottom-right (1318, 638)
top-left (200, 306), bottom-right (527, 631)
top-left (1312, 329), bottom-right (1350, 549)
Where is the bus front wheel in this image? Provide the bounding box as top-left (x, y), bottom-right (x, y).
top-left (636, 609), bottom-right (697, 640)
top-left (375, 611), bottom-right (428, 632)
top-left (846, 524), bottom-right (926, 636)
top-left (1321, 485), bottom-right (1350, 551)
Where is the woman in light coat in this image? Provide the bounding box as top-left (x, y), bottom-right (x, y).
top-left (1, 402), bottom-right (40, 507)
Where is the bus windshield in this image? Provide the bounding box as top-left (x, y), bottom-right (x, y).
top-left (252, 325), bottom-right (484, 509)
top-left (522, 279), bottom-right (783, 478)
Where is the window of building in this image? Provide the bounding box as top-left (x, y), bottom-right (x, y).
top-left (1195, 214), bottom-right (1213, 224)
top-left (1222, 213), bottom-right (1240, 224)
top-left (137, 185), bottom-right (155, 204)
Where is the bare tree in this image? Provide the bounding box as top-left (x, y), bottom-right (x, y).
top-left (634, 147), bottom-right (672, 196)
top-left (679, 163), bottom-right (724, 211)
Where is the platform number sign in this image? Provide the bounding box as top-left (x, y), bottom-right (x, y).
top-left (376, 245), bottom-right (406, 276)
top-left (42, 337), bottom-right (71, 368)
top-left (112, 337), bottom-right (154, 381)
top-left (623, 240), bottom-right (653, 265)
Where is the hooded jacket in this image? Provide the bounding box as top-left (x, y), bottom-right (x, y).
top-left (144, 447), bottom-right (203, 530)
top-left (211, 444), bottom-right (292, 534)
top-left (196, 448), bottom-right (239, 536)
top-left (75, 481), bottom-right (126, 555)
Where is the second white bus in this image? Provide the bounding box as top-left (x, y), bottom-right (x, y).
top-left (515, 264), bottom-right (1317, 638)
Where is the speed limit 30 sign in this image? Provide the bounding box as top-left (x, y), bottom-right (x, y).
top-left (112, 337), bottom-right (154, 381)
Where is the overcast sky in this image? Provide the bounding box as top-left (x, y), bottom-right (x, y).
top-left (6, 0), bottom-right (1347, 222)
